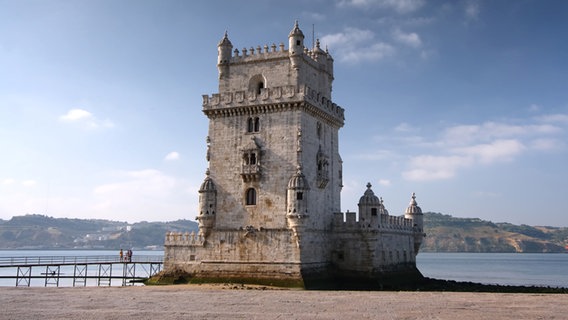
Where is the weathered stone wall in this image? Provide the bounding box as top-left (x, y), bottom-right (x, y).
top-left (165, 228), bottom-right (303, 282)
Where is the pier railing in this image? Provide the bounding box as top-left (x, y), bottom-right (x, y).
top-left (0, 255), bottom-right (163, 267)
top-left (0, 255), bottom-right (164, 287)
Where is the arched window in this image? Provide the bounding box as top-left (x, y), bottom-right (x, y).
top-left (247, 117), bottom-right (254, 133)
top-left (246, 188), bottom-right (256, 205)
top-left (250, 152), bottom-right (256, 165)
top-left (246, 117), bottom-right (260, 133)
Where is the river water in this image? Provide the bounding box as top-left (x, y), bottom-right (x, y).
top-left (1, 250), bottom-right (566, 287)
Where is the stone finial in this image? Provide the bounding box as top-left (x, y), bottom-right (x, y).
top-left (366, 182), bottom-right (372, 189)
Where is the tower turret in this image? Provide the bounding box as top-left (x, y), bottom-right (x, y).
top-left (288, 21), bottom-right (304, 69)
top-left (404, 193), bottom-right (424, 254)
top-left (196, 169), bottom-right (217, 236)
top-left (358, 183), bottom-right (382, 223)
top-left (217, 31), bottom-right (233, 77)
top-left (286, 166), bottom-right (309, 227)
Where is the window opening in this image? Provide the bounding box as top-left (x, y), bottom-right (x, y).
top-left (257, 82), bottom-right (264, 95)
top-left (246, 117), bottom-right (260, 133)
top-left (246, 188), bottom-right (257, 205)
top-left (296, 192), bottom-right (303, 200)
top-left (247, 117), bottom-right (254, 133)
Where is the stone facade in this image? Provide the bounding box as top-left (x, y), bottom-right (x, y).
top-left (164, 22), bottom-right (425, 288)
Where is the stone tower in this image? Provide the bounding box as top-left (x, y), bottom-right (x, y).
top-left (164, 22), bottom-right (424, 288)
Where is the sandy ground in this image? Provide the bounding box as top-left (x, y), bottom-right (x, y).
top-left (1, 284), bottom-right (567, 320)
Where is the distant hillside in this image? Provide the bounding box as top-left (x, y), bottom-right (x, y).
top-left (422, 212), bottom-right (568, 253)
top-left (0, 214), bottom-right (198, 250)
top-left (2, 213), bottom-right (567, 252)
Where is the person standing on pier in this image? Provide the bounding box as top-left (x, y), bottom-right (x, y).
top-left (119, 249), bottom-right (123, 262)
top-left (127, 249), bottom-right (132, 263)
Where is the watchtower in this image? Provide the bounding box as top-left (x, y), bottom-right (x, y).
top-left (164, 22), bottom-right (424, 288)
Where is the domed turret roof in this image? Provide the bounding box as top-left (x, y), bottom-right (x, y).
top-left (288, 166), bottom-right (309, 190)
top-left (313, 39), bottom-right (326, 54)
top-left (288, 20), bottom-right (304, 38)
top-left (358, 183), bottom-right (381, 205)
top-left (218, 31), bottom-right (232, 47)
top-left (405, 193), bottom-right (422, 215)
top-left (199, 169), bottom-right (216, 192)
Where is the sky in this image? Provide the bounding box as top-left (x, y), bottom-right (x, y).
top-left (1, 0), bottom-right (567, 226)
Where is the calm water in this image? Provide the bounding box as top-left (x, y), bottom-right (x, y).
top-left (417, 252), bottom-right (568, 288)
top-left (1, 250), bottom-right (567, 287)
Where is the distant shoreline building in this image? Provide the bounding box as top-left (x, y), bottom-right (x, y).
top-left (163, 22), bottom-right (425, 288)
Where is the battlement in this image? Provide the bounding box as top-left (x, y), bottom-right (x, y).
top-left (333, 211), bottom-right (415, 232)
top-left (202, 84), bottom-right (345, 126)
top-left (225, 42), bottom-right (332, 72)
top-left (165, 231), bottom-right (204, 246)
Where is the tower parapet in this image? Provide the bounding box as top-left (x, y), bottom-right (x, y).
top-left (202, 85), bottom-right (344, 127)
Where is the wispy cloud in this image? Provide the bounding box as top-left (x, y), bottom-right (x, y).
top-left (536, 113), bottom-right (568, 124)
top-left (401, 114), bottom-right (567, 181)
top-left (92, 169), bottom-right (193, 222)
top-left (164, 151), bottom-right (180, 161)
top-left (1, 178), bottom-right (37, 187)
top-left (21, 180), bottom-right (37, 187)
top-left (392, 28), bottom-right (422, 48)
top-left (59, 108), bottom-right (114, 129)
top-left (464, 0), bottom-right (480, 21)
top-left (321, 27), bottom-right (395, 63)
top-left (403, 154), bottom-right (472, 181)
top-left (337, 0), bottom-right (425, 14)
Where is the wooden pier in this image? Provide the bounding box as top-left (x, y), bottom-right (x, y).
top-left (0, 255), bottom-right (163, 287)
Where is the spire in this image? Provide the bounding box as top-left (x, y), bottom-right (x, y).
top-left (218, 30), bottom-right (232, 47)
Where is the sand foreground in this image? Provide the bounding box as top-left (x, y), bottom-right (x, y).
top-left (1, 284), bottom-right (566, 319)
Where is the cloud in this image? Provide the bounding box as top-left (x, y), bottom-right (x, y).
top-left (403, 154), bottom-right (472, 181)
top-left (528, 104), bottom-right (541, 112)
top-left (59, 108), bottom-right (114, 129)
top-left (378, 179), bottom-right (391, 186)
top-left (21, 180), bottom-right (37, 187)
top-left (60, 108), bottom-right (93, 121)
top-left (92, 169), bottom-right (194, 222)
top-left (529, 138), bottom-right (565, 151)
top-left (164, 151), bottom-right (180, 161)
top-left (452, 139), bottom-right (525, 164)
top-left (392, 28), bottom-right (422, 48)
top-left (464, 0), bottom-right (480, 21)
top-left (441, 122), bottom-right (562, 147)
top-left (2, 179), bottom-right (15, 185)
top-left (303, 11), bottom-right (326, 21)
top-left (1, 179), bottom-right (36, 187)
top-left (536, 113), bottom-right (568, 124)
top-left (321, 27), bottom-right (395, 63)
top-left (337, 0), bottom-right (425, 14)
top-left (402, 115), bottom-right (567, 181)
